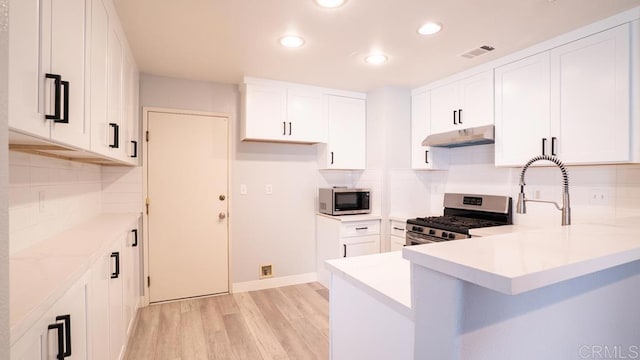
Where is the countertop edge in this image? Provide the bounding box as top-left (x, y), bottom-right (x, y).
top-left (325, 258), bottom-right (413, 320)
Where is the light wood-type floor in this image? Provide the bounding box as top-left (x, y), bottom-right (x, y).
top-left (124, 282), bottom-right (330, 360)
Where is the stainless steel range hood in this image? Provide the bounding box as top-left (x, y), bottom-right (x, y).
top-left (422, 125), bottom-right (495, 148)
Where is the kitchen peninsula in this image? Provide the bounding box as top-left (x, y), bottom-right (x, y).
top-left (326, 217), bottom-right (640, 360)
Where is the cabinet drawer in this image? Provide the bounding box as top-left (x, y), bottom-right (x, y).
top-left (390, 220), bottom-right (406, 237)
top-left (340, 220), bottom-right (380, 237)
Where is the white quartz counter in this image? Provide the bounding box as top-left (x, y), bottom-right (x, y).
top-left (468, 224), bottom-right (540, 237)
top-left (10, 213), bottom-right (140, 344)
top-left (404, 217), bottom-right (640, 295)
top-left (316, 213), bottom-right (382, 222)
top-left (326, 251), bottom-right (412, 319)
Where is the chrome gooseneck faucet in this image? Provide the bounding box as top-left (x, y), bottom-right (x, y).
top-left (516, 155), bottom-right (571, 226)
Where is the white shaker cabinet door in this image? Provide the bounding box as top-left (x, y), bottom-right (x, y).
top-left (550, 23), bottom-right (631, 164)
top-left (8, 0), bottom-right (49, 138)
top-left (458, 70), bottom-right (494, 129)
top-left (340, 235), bottom-right (380, 258)
top-left (287, 88), bottom-right (328, 143)
top-left (89, 0), bottom-right (111, 157)
top-left (429, 83), bottom-right (458, 134)
top-left (494, 52), bottom-right (551, 166)
top-left (46, 0), bottom-right (90, 149)
top-left (242, 83), bottom-right (288, 141)
top-left (325, 96), bottom-right (366, 170)
top-left (411, 92), bottom-right (449, 170)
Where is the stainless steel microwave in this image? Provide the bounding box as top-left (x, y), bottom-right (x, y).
top-left (319, 188), bottom-right (371, 215)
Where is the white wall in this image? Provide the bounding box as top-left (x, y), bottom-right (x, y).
top-left (394, 143), bottom-right (640, 226)
top-left (139, 74), bottom-right (318, 284)
top-left (8, 152), bottom-right (103, 254)
top-left (1, 0), bottom-right (10, 354)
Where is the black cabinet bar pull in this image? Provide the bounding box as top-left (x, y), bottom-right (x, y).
top-left (48, 322), bottom-right (65, 360)
top-left (45, 73), bottom-right (62, 121)
top-left (56, 80), bottom-right (70, 124)
top-left (109, 123), bottom-right (119, 148)
top-left (453, 110), bottom-right (457, 125)
top-left (330, 151), bottom-right (334, 165)
top-left (551, 137), bottom-right (557, 156)
top-left (288, 122), bottom-right (292, 135)
top-left (56, 315), bottom-right (72, 357)
top-left (458, 109), bottom-right (462, 124)
top-left (283, 121), bottom-right (286, 135)
top-left (111, 252), bottom-right (120, 278)
top-left (541, 138), bottom-right (547, 156)
top-left (343, 244), bottom-right (347, 258)
top-left (393, 227), bottom-right (404, 231)
top-left (355, 227), bottom-right (368, 230)
top-left (132, 229), bottom-right (138, 247)
top-left (425, 150), bottom-right (429, 164)
top-left (131, 141), bottom-right (138, 158)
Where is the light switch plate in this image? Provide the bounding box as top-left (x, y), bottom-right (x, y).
top-left (240, 184), bottom-right (247, 195)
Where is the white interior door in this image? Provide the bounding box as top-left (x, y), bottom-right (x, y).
top-left (147, 111), bottom-right (229, 303)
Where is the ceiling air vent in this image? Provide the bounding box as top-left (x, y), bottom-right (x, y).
top-left (460, 45), bottom-right (495, 59)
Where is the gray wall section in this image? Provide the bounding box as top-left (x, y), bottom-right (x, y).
top-left (139, 74), bottom-right (318, 284)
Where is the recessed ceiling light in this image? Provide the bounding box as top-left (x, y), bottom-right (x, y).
top-left (365, 54), bottom-right (388, 65)
top-left (279, 35), bottom-right (305, 48)
top-left (314, 0), bottom-right (346, 8)
top-left (417, 22), bottom-right (442, 35)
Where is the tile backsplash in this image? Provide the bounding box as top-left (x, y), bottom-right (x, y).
top-left (8, 151), bottom-right (102, 255)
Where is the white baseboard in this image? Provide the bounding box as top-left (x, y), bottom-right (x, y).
top-left (232, 272), bottom-right (318, 293)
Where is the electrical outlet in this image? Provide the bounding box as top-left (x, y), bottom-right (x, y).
top-left (265, 184), bottom-right (273, 195)
top-left (240, 184), bottom-right (247, 195)
top-left (589, 188), bottom-right (610, 205)
top-left (260, 264), bottom-right (273, 279)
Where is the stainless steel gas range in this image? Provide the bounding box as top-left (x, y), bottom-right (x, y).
top-left (406, 193), bottom-right (513, 245)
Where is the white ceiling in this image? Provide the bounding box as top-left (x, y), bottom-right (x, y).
top-left (114, 0), bottom-right (640, 93)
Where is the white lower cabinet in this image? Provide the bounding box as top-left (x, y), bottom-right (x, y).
top-left (389, 220), bottom-right (406, 252)
top-left (12, 217), bottom-right (141, 360)
top-left (88, 224), bottom-right (141, 360)
top-left (11, 275), bottom-right (89, 360)
top-left (316, 215), bottom-right (380, 287)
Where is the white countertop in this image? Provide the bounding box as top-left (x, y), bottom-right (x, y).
top-left (469, 224), bottom-right (539, 237)
top-left (316, 213), bottom-right (382, 222)
top-left (10, 213), bottom-right (140, 345)
top-left (326, 251), bottom-right (412, 319)
top-left (403, 217), bottom-right (640, 295)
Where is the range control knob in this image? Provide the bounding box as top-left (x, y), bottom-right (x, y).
top-left (441, 232), bottom-right (448, 238)
top-left (428, 229), bottom-right (436, 235)
top-left (448, 233), bottom-right (456, 239)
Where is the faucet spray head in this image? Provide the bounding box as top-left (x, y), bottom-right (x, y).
top-left (516, 186), bottom-right (526, 214)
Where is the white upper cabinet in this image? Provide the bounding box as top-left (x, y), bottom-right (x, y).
top-left (9, 0), bottom-right (139, 165)
top-left (88, 0), bottom-right (139, 165)
top-left (287, 88), bottom-right (329, 143)
top-left (319, 95), bottom-right (367, 170)
top-left (411, 92), bottom-right (449, 170)
top-left (495, 23), bottom-right (633, 166)
top-left (494, 52), bottom-right (551, 166)
top-left (549, 23), bottom-right (631, 164)
top-left (430, 70), bottom-right (494, 134)
top-left (241, 79), bottom-right (328, 143)
top-left (9, 0), bottom-right (90, 149)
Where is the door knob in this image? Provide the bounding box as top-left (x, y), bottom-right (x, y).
top-left (219, 195), bottom-right (226, 201)
top-left (219, 212), bottom-right (226, 220)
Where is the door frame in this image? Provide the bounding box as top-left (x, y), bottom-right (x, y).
top-left (141, 107), bottom-right (232, 306)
